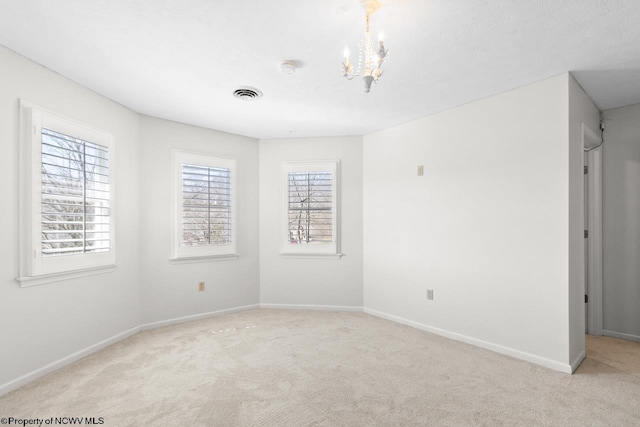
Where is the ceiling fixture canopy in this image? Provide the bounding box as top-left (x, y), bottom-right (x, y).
top-left (341, 0), bottom-right (388, 93)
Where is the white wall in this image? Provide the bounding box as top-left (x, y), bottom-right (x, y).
top-left (363, 74), bottom-right (575, 370)
top-left (138, 116), bottom-right (260, 325)
top-left (0, 47), bottom-right (141, 387)
top-left (602, 103), bottom-right (640, 341)
top-left (259, 137), bottom-right (363, 308)
top-left (568, 75), bottom-right (600, 364)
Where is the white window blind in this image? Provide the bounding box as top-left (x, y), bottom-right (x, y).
top-left (171, 151), bottom-right (236, 261)
top-left (181, 164), bottom-right (231, 246)
top-left (287, 171), bottom-right (333, 244)
top-left (41, 128), bottom-right (111, 256)
top-left (281, 160), bottom-right (340, 257)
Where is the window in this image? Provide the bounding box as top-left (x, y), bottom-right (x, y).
top-left (172, 151), bottom-right (237, 260)
top-left (282, 160), bottom-right (341, 257)
top-left (40, 129), bottom-right (111, 256)
top-left (19, 102), bottom-right (115, 283)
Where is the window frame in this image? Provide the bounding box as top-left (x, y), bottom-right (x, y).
top-left (18, 101), bottom-right (116, 285)
top-left (171, 150), bottom-right (238, 262)
top-left (281, 160), bottom-right (341, 258)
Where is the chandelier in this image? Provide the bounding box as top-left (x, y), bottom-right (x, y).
top-left (341, 0), bottom-right (388, 93)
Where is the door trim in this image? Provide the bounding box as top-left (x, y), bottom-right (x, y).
top-left (583, 123), bottom-right (603, 335)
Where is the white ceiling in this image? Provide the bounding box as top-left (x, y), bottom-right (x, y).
top-left (1, 0), bottom-right (639, 139)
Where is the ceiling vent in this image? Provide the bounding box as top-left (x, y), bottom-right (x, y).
top-left (233, 87), bottom-right (263, 101)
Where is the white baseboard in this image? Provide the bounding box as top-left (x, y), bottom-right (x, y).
top-left (260, 303), bottom-right (363, 312)
top-left (603, 329), bottom-right (640, 343)
top-left (3, 303), bottom-right (582, 398)
top-left (570, 349), bottom-right (586, 373)
top-left (363, 307), bottom-right (573, 374)
top-left (0, 326), bottom-right (140, 397)
top-left (140, 304), bottom-right (260, 331)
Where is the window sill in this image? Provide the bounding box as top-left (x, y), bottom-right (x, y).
top-left (169, 254), bottom-right (240, 264)
top-left (280, 253), bottom-right (344, 260)
top-left (16, 264), bottom-right (117, 288)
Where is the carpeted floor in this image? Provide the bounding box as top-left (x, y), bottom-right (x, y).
top-left (1, 309), bottom-right (639, 426)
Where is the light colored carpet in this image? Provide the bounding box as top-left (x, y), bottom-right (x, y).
top-left (1, 309), bottom-right (639, 426)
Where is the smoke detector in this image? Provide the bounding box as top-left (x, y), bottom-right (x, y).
top-left (233, 86), bottom-right (263, 100)
top-left (280, 61), bottom-right (297, 75)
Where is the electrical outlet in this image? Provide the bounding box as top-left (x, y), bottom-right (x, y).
top-left (198, 281), bottom-right (205, 292)
top-left (427, 289), bottom-right (433, 300)
top-left (417, 165), bottom-right (424, 176)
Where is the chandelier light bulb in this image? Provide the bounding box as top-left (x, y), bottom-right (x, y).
top-left (344, 47), bottom-right (350, 59)
top-left (378, 32), bottom-right (384, 42)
